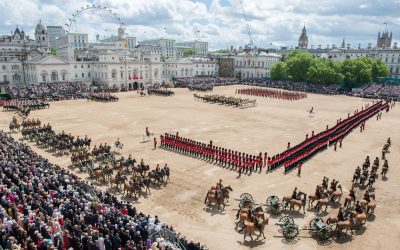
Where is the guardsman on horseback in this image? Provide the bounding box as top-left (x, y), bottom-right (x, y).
top-left (349, 188), bottom-right (356, 202)
top-left (322, 176), bottom-right (329, 190)
top-left (363, 191), bottom-right (371, 203)
top-left (330, 179), bottom-right (337, 192)
top-left (145, 127), bottom-right (150, 137)
top-left (216, 179), bottom-right (223, 190)
top-left (292, 187), bottom-right (298, 200)
top-left (355, 201), bottom-right (364, 214)
top-left (315, 186), bottom-right (322, 200)
top-left (337, 206), bottom-right (346, 221)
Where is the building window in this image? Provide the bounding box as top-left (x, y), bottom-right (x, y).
top-left (3, 75), bottom-right (7, 82)
top-left (1, 65), bottom-right (5, 70)
top-left (88, 64), bottom-right (90, 68)
top-left (75, 73), bottom-right (77, 78)
top-left (81, 64), bottom-right (84, 68)
top-left (74, 65), bottom-right (77, 68)
top-left (88, 73), bottom-right (91, 77)
top-left (82, 73), bottom-right (84, 78)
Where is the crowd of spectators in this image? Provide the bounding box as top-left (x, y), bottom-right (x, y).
top-left (0, 131), bottom-right (206, 250)
top-left (7, 82), bottom-right (89, 100)
top-left (174, 77), bottom-right (236, 88)
top-left (352, 83), bottom-right (400, 100)
top-left (240, 79), bottom-right (343, 95)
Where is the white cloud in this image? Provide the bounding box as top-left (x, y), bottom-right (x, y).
top-left (0, 0), bottom-right (399, 50)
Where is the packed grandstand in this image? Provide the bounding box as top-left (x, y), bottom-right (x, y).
top-left (3, 78), bottom-right (400, 103)
top-left (0, 131), bottom-right (206, 250)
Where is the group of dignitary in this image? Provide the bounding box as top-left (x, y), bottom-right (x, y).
top-left (236, 88), bottom-right (307, 101)
top-left (0, 131), bottom-right (206, 250)
top-left (160, 133), bottom-right (267, 175)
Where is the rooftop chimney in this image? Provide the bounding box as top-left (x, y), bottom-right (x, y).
top-left (394, 42), bottom-right (398, 49)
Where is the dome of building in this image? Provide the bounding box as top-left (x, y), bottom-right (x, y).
top-left (35, 20), bottom-right (46, 34)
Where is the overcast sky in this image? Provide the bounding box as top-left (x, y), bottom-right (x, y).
top-left (1, 0), bottom-right (399, 50)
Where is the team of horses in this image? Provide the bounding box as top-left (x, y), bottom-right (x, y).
top-left (194, 93), bottom-right (256, 108)
top-left (235, 204), bottom-right (269, 241)
top-left (21, 121), bottom-right (91, 155)
top-left (87, 93), bottom-right (119, 102)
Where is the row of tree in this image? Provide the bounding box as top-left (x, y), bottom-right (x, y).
top-left (270, 51), bottom-right (389, 87)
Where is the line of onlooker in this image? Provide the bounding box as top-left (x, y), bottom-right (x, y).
top-left (0, 131), bottom-right (207, 250)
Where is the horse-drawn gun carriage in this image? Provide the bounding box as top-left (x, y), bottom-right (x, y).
top-left (277, 216), bottom-right (333, 241)
top-left (194, 94), bottom-right (256, 108)
top-left (147, 88), bottom-right (175, 96)
top-left (265, 195), bottom-right (284, 215)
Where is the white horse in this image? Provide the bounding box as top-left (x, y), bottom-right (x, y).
top-left (142, 131), bottom-right (154, 142)
top-left (114, 141), bottom-right (124, 153)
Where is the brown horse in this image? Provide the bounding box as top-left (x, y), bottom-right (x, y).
top-left (110, 175), bottom-right (127, 190)
top-left (243, 216), bottom-right (269, 242)
top-left (208, 186), bottom-right (233, 203)
top-left (330, 185), bottom-right (343, 203)
top-left (336, 218), bottom-right (357, 237)
top-left (236, 206), bottom-right (264, 232)
top-left (343, 195), bottom-right (355, 208)
top-left (315, 198), bottom-right (330, 212)
top-left (360, 199), bottom-right (376, 215)
top-left (94, 169), bottom-right (106, 183)
top-left (283, 192), bottom-right (307, 214)
top-left (204, 190), bottom-right (226, 210)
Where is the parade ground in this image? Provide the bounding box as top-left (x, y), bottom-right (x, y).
top-left (1, 85), bottom-right (399, 250)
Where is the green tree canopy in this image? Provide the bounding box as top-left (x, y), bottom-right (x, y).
top-left (183, 48), bottom-right (196, 57)
top-left (50, 48), bottom-right (57, 56)
top-left (270, 62), bottom-right (287, 80)
top-left (215, 48), bottom-right (229, 53)
top-left (306, 59), bottom-right (343, 85)
top-left (285, 51), bottom-right (313, 81)
top-left (370, 58), bottom-right (389, 82)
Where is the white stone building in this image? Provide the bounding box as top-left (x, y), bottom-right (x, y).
top-left (0, 21), bottom-right (50, 92)
top-left (138, 38), bottom-right (209, 59)
top-left (56, 33), bottom-right (88, 61)
top-left (24, 55), bottom-right (70, 83)
top-left (162, 57), bottom-right (218, 79)
top-left (233, 52), bottom-right (282, 79)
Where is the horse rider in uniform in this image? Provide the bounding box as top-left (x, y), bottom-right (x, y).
top-left (354, 201), bottom-right (364, 214)
top-left (337, 206), bottom-right (347, 221)
top-left (292, 187), bottom-right (299, 200)
top-left (363, 191), bottom-right (371, 203)
top-left (216, 179), bottom-right (223, 190)
top-left (315, 186), bottom-right (322, 200)
top-left (146, 127), bottom-right (150, 137)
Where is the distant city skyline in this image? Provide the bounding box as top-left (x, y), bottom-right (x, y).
top-left (0, 0), bottom-right (399, 50)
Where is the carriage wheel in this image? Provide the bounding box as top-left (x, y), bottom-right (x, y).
top-left (271, 203), bottom-right (283, 215)
top-left (266, 195), bottom-right (279, 206)
top-left (278, 216), bottom-right (294, 229)
top-left (283, 224), bottom-right (299, 240)
top-left (240, 193), bottom-right (253, 201)
top-left (309, 218), bottom-right (320, 233)
top-left (239, 199), bottom-right (251, 209)
top-left (318, 226), bottom-right (333, 240)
